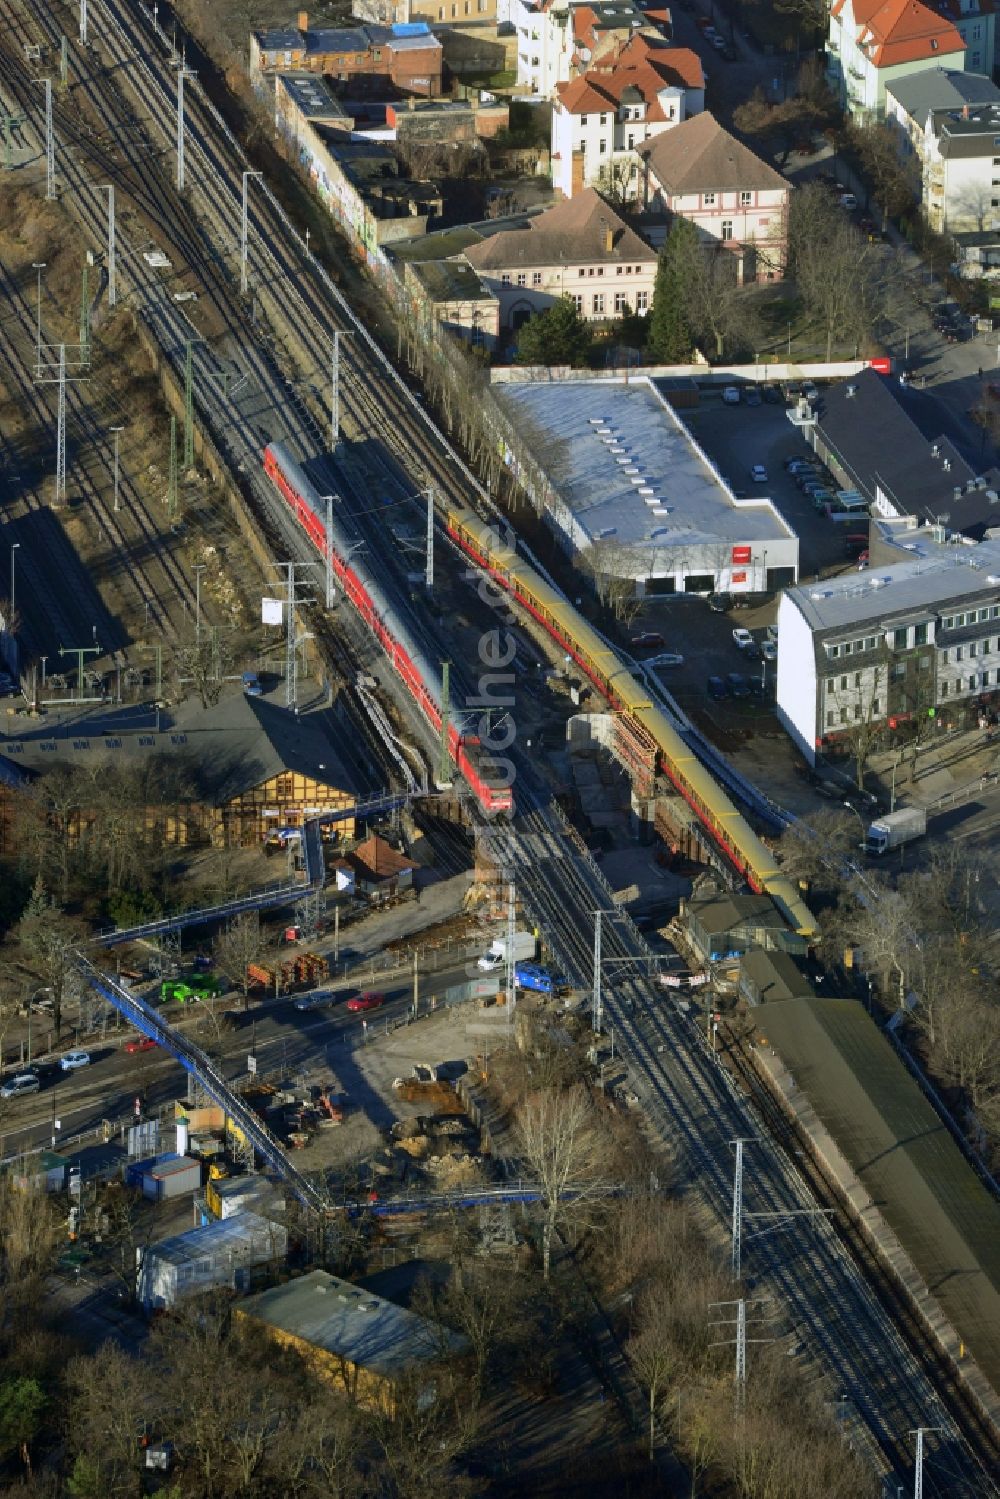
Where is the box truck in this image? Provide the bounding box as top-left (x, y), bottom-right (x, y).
top-left (864, 806), bottom-right (926, 855)
top-left (477, 931), bottom-right (538, 971)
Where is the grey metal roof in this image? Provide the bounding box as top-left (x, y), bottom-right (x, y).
top-left (815, 370), bottom-right (1000, 536)
top-left (146, 1211), bottom-right (284, 1269)
top-left (884, 67), bottom-right (1000, 125)
top-left (783, 538), bottom-right (1000, 634)
top-left (755, 998), bottom-right (1000, 1397)
top-left (497, 378), bottom-right (796, 553)
top-left (240, 1268), bottom-right (467, 1376)
top-left (0, 694), bottom-right (370, 805)
top-left (276, 73), bottom-right (349, 120)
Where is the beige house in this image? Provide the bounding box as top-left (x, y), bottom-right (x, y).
top-left (461, 187), bottom-right (657, 329)
top-left (403, 256), bottom-right (500, 348)
top-left (637, 112), bottom-right (790, 282)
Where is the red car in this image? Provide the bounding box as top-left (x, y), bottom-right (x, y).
top-left (124, 1036), bottom-right (159, 1054)
top-left (346, 991), bottom-right (385, 1013)
top-left (630, 631), bottom-right (665, 649)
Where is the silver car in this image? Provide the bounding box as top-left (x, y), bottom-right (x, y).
top-left (0, 1072), bottom-right (41, 1099)
top-left (59, 1050), bottom-right (91, 1072)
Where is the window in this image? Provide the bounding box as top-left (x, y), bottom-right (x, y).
top-left (854, 705), bottom-right (862, 720)
top-left (616, 265), bottom-right (623, 275)
top-left (891, 662), bottom-right (906, 679)
top-left (840, 675), bottom-right (848, 690)
top-left (581, 115), bottom-right (588, 126)
top-left (740, 191), bottom-right (752, 206)
top-left (600, 114), bottom-right (608, 125)
top-left (592, 293), bottom-right (605, 314)
top-left (955, 645), bottom-right (964, 662)
top-left (872, 698), bottom-right (880, 714)
top-left (704, 192), bottom-right (716, 206)
top-left (627, 133), bottom-right (635, 149)
top-left (972, 22), bottom-right (982, 38)
top-left (636, 290), bottom-right (648, 311)
top-left (984, 669), bottom-right (992, 686)
top-left (721, 220), bottom-right (734, 241)
top-left (614, 292), bottom-right (629, 313)
top-left (940, 680), bottom-right (949, 698)
top-left (970, 642), bottom-right (978, 657)
top-left (918, 655), bottom-right (931, 671)
top-left (892, 627), bottom-right (907, 649)
top-left (865, 636), bottom-right (878, 651)
top-left (599, 139), bottom-right (607, 154)
top-left (516, 273), bottom-right (526, 287)
top-left (372, 47), bottom-right (382, 59)
top-left (854, 672), bottom-right (861, 688)
top-left (840, 708), bottom-right (848, 725)
top-left (828, 644), bottom-right (841, 659)
top-left (827, 711), bottom-right (836, 727)
top-left (914, 622), bottom-right (928, 645)
top-left (501, 273), bottom-right (511, 285)
top-left (478, 0), bottom-right (489, 11)
top-left (532, 271), bottom-right (542, 286)
top-left (969, 674), bottom-right (978, 691)
top-left (571, 294), bottom-right (583, 312)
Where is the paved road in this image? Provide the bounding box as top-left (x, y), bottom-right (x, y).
top-left (0, 958), bottom-right (478, 1159)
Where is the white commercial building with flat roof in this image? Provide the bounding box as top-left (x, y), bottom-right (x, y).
top-left (497, 376), bottom-right (799, 597)
top-left (776, 532), bottom-right (1000, 764)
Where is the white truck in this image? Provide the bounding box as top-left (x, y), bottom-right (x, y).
top-left (864, 806), bottom-right (926, 855)
top-left (477, 931), bottom-right (538, 971)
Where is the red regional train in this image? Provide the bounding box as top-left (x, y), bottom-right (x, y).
top-left (263, 442), bottom-right (512, 815)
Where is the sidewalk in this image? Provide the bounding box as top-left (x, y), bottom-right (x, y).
top-left (868, 725), bottom-right (999, 809)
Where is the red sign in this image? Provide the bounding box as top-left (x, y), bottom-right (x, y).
top-left (732, 545), bottom-right (752, 564)
top-left (869, 357), bottom-right (892, 375)
top-left (732, 571), bottom-right (747, 585)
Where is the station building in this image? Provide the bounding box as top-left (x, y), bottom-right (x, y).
top-left (496, 376), bottom-right (799, 597)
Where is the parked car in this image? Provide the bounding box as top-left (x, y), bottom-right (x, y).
top-left (722, 385), bottom-right (741, 404)
top-left (785, 456), bottom-right (818, 473)
top-left (762, 640), bottom-right (777, 662)
top-left (707, 676), bottom-right (728, 700)
top-left (762, 384), bottom-right (781, 405)
top-left (59, 1050), bottom-right (91, 1072)
top-left (630, 631), bottom-right (666, 649)
top-left (241, 671), bottom-right (263, 697)
top-left (293, 990), bottom-right (341, 1012)
top-left (346, 991), bottom-right (385, 1013)
top-left (0, 1072), bottom-right (41, 1099)
top-left (745, 386), bottom-right (761, 406)
top-left (726, 672), bottom-right (751, 698)
top-left (743, 640), bottom-right (761, 661)
top-left (646, 651), bottom-right (684, 669)
top-left (708, 592), bottom-right (731, 613)
top-left (838, 192), bottom-right (858, 211)
top-left (124, 1036), bottom-right (158, 1054)
top-left (749, 464), bottom-right (768, 483)
top-left (732, 627), bottom-right (754, 649)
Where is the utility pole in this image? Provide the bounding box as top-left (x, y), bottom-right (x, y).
top-left (425, 484), bottom-right (434, 591)
top-left (277, 563), bottom-right (315, 710)
top-left (592, 909), bottom-right (603, 1035)
top-left (59, 643), bottom-right (101, 697)
top-left (99, 184), bottom-right (116, 307)
top-left (322, 495), bottom-right (336, 608)
top-left (194, 563), bottom-right (205, 642)
top-left (240, 170), bottom-right (262, 296)
top-left (438, 661), bottom-right (451, 786)
top-left (79, 260), bottom-right (90, 360)
top-left (167, 414), bottom-right (178, 516)
top-left (910, 1426), bottom-right (942, 1499)
top-left (109, 425), bottom-right (124, 513)
top-left (183, 338), bottom-right (203, 469)
top-left (709, 1296), bottom-right (771, 1414)
top-left (175, 60), bottom-right (196, 193)
top-left (32, 262), bottom-right (45, 375)
top-left (55, 344), bottom-right (67, 503)
top-left (60, 36), bottom-right (68, 88)
top-left (731, 1137), bottom-right (750, 1282)
top-left (330, 331), bottom-right (340, 451)
top-left (79, 0), bottom-right (88, 45)
top-left (39, 79), bottom-right (55, 199)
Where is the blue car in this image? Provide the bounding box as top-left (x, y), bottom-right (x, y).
top-left (242, 671), bottom-right (263, 697)
top-left (514, 962), bottom-right (555, 994)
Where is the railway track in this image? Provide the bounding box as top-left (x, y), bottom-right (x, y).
top-left (6, 4), bottom-right (998, 1485)
top-left (484, 792), bottom-right (1000, 1496)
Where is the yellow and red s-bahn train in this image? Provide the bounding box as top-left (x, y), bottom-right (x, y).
top-left (445, 505), bottom-right (816, 937)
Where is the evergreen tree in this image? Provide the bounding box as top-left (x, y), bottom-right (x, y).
top-left (647, 218), bottom-right (699, 363)
top-left (515, 297), bottom-right (593, 367)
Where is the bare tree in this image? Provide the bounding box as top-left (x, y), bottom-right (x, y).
top-left (214, 911), bottom-right (266, 1009)
top-left (514, 1084), bottom-right (608, 1279)
top-left (0, 1173), bottom-right (60, 1293)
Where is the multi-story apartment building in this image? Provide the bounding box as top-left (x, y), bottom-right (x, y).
top-left (636, 111), bottom-right (790, 280)
top-left (499, 0), bottom-right (663, 98)
top-left (826, 0), bottom-right (965, 120)
top-left (356, 0), bottom-right (497, 24)
top-left (551, 34), bottom-right (704, 199)
top-left (886, 69), bottom-right (1000, 237)
top-left (777, 535), bottom-right (1000, 764)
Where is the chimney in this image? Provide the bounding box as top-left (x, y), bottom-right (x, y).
top-left (298, 10), bottom-right (309, 31)
top-left (962, 104), bottom-right (969, 119)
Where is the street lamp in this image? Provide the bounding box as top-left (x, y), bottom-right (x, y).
top-left (9, 541), bottom-right (20, 620)
top-left (843, 801), bottom-right (866, 845)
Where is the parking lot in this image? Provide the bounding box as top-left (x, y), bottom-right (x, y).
top-left (679, 387), bottom-right (856, 579)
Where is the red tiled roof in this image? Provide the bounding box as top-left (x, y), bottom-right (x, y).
top-left (555, 42), bottom-right (703, 115)
top-left (862, 0), bottom-right (964, 67)
top-left (349, 834), bottom-right (418, 881)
